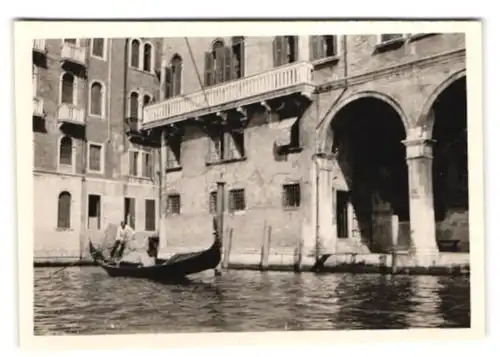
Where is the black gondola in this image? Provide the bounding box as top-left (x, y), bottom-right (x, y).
top-left (88, 219), bottom-right (222, 282)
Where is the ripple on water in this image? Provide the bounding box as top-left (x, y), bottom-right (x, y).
top-left (33, 267), bottom-right (471, 335)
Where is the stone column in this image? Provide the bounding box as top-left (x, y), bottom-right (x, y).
top-left (314, 153), bottom-right (337, 258)
top-left (159, 130), bottom-right (168, 253)
top-left (402, 134), bottom-right (439, 266)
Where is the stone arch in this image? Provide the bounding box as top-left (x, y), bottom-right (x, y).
top-left (415, 68), bottom-right (466, 136)
top-left (317, 90), bottom-right (409, 154)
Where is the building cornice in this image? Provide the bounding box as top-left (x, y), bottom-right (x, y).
top-left (316, 47), bottom-right (466, 94)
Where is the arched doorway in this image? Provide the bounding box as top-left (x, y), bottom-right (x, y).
top-left (430, 76), bottom-right (468, 252)
top-left (327, 95), bottom-right (408, 253)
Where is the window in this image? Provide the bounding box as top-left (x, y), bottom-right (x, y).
top-left (167, 194), bottom-right (181, 215)
top-left (145, 199), bottom-right (156, 231)
top-left (207, 130), bottom-right (245, 163)
top-left (229, 189), bottom-right (245, 212)
top-left (90, 81), bottom-right (104, 116)
top-left (57, 191), bottom-right (71, 229)
top-left (143, 43), bottom-right (152, 72)
top-left (282, 183), bottom-right (301, 208)
top-left (124, 197), bottom-right (136, 229)
top-left (88, 143), bottom-right (103, 172)
top-left (142, 152), bottom-right (153, 178)
top-left (204, 38), bottom-right (245, 86)
top-left (64, 38), bottom-right (77, 45)
top-left (32, 65), bottom-right (38, 98)
top-left (209, 191), bottom-right (218, 214)
top-left (166, 136), bottom-right (182, 169)
top-left (143, 94), bottom-right (152, 107)
top-left (273, 36), bottom-right (298, 67)
top-left (337, 190), bottom-right (350, 239)
top-left (91, 38), bottom-right (105, 58)
top-left (165, 54), bottom-right (182, 99)
top-left (88, 194), bottom-right (101, 230)
top-left (129, 91), bottom-right (139, 118)
top-left (59, 136), bottom-right (73, 166)
top-left (310, 35), bottom-right (338, 60)
top-left (380, 34), bottom-right (404, 43)
top-left (60, 72), bottom-right (75, 104)
top-left (130, 39), bottom-right (140, 68)
top-left (129, 150), bottom-right (139, 176)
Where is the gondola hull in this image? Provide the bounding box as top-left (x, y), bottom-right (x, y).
top-left (88, 239), bottom-right (222, 282)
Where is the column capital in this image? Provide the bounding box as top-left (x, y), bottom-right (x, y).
top-left (402, 138), bottom-right (436, 160)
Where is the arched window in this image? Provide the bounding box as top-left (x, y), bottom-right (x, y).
top-left (143, 43), bottom-right (152, 72)
top-left (212, 40), bottom-right (225, 85)
top-left (130, 39), bottom-right (140, 68)
top-left (143, 94), bottom-right (151, 107)
top-left (90, 81), bottom-right (103, 116)
top-left (61, 72), bottom-right (75, 104)
top-left (168, 54), bottom-right (182, 97)
top-left (129, 91), bottom-right (139, 118)
top-left (57, 191), bottom-right (71, 229)
top-left (59, 136), bottom-right (73, 166)
top-left (231, 37), bottom-right (245, 79)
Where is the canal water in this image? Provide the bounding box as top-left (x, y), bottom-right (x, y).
top-left (34, 267), bottom-right (470, 335)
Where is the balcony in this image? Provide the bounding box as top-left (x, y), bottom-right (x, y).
top-left (57, 104), bottom-right (85, 126)
top-left (33, 97), bottom-right (44, 118)
top-left (33, 40), bottom-right (46, 54)
top-left (60, 42), bottom-right (87, 74)
top-left (142, 61), bottom-right (315, 129)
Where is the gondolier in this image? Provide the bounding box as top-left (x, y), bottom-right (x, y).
top-left (110, 221), bottom-right (134, 259)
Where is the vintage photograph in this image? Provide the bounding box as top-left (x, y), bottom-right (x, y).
top-left (17, 20), bottom-right (483, 346)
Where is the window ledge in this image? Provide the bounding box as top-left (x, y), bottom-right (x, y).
top-left (130, 66), bottom-right (156, 76)
top-left (56, 228), bottom-right (73, 232)
top-left (229, 210), bottom-right (246, 216)
top-left (283, 206), bottom-right (301, 212)
top-left (166, 166), bottom-right (183, 173)
top-left (373, 37), bottom-right (406, 53)
top-left (311, 55), bottom-right (340, 68)
top-left (408, 33), bottom-right (438, 42)
top-left (277, 145), bottom-right (303, 155)
top-left (91, 55), bottom-right (107, 61)
top-left (206, 156), bottom-right (247, 167)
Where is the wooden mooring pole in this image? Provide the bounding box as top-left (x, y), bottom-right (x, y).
top-left (214, 181), bottom-right (225, 276)
top-left (260, 223), bottom-right (271, 270)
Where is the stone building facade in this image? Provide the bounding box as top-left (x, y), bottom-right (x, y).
top-left (33, 38), bottom-right (163, 261)
top-left (143, 33), bottom-right (468, 266)
top-left (33, 33), bottom-right (468, 265)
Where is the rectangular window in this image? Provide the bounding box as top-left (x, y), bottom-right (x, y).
top-left (167, 194), bottom-right (181, 215)
top-left (124, 197), bottom-right (136, 229)
top-left (87, 194), bottom-right (101, 230)
top-left (337, 190), bottom-right (350, 239)
top-left (166, 138), bottom-right (182, 169)
top-left (88, 144), bottom-right (102, 172)
top-left (283, 183), bottom-right (301, 208)
top-left (92, 38), bottom-right (105, 58)
top-left (129, 150), bottom-right (139, 176)
top-left (145, 199), bottom-right (156, 231)
top-left (142, 152), bottom-right (153, 178)
top-left (273, 36), bottom-right (298, 67)
top-left (310, 35), bottom-right (338, 60)
top-left (229, 189), bottom-right (245, 212)
top-left (209, 191), bottom-right (217, 214)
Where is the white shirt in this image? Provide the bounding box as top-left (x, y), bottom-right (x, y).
top-left (115, 224), bottom-right (134, 242)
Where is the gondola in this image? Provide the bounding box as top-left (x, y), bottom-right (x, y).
top-left (88, 220), bottom-right (222, 282)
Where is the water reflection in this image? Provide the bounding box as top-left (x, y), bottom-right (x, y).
top-left (34, 267), bottom-right (470, 335)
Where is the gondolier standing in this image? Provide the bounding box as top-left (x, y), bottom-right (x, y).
top-left (110, 221), bottom-right (134, 259)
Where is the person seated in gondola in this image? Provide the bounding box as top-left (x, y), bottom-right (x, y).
top-left (110, 221), bottom-right (134, 259)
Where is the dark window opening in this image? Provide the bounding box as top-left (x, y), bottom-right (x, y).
top-left (90, 82), bottom-right (103, 116)
top-left (59, 136), bottom-right (72, 166)
top-left (229, 189), bottom-right (245, 212)
top-left (61, 73), bottom-right (74, 104)
top-left (145, 199), bottom-right (156, 231)
top-left (166, 137), bottom-right (182, 168)
top-left (143, 43), bottom-right (152, 72)
top-left (381, 34), bottom-right (404, 42)
top-left (209, 191), bottom-right (217, 214)
top-left (129, 151), bottom-right (139, 176)
top-left (283, 183), bottom-right (301, 208)
top-left (337, 190), bottom-right (350, 239)
top-left (57, 191), bottom-right (71, 229)
top-left (167, 194), bottom-right (181, 215)
top-left (88, 194), bottom-right (101, 230)
top-left (124, 197), bottom-right (136, 229)
top-left (142, 152), bottom-right (153, 178)
top-left (64, 39), bottom-right (77, 44)
top-left (129, 92), bottom-right (139, 118)
top-left (88, 144), bottom-right (102, 172)
top-left (130, 39), bottom-right (140, 68)
top-left (92, 38), bottom-right (105, 57)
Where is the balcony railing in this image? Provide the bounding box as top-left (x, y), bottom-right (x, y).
top-left (143, 61), bottom-right (314, 127)
top-left (61, 43), bottom-right (87, 65)
top-left (57, 104), bottom-right (85, 125)
top-left (33, 39), bottom-right (46, 53)
top-left (33, 97), bottom-right (44, 117)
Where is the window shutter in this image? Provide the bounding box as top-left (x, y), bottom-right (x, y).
top-left (310, 36), bottom-right (322, 60)
top-left (233, 39), bottom-right (244, 78)
top-left (173, 64), bottom-right (182, 96)
top-left (273, 37), bottom-right (284, 67)
top-left (223, 46), bottom-right (233, 81)
top-left (214, 46), bottom-right (225, 84)
top-left (164, 67), bottom-right (172, 99)
top-left (204, 52), bottom-right (214, 86)
top-left (154, 44), bottom-right (162, 80)
top-left (331, 35), bottom-right (338, 56)
top-left (290, 36), bottom-right (299, 63)
top-left (129, 151), bottom-right (134, 175)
